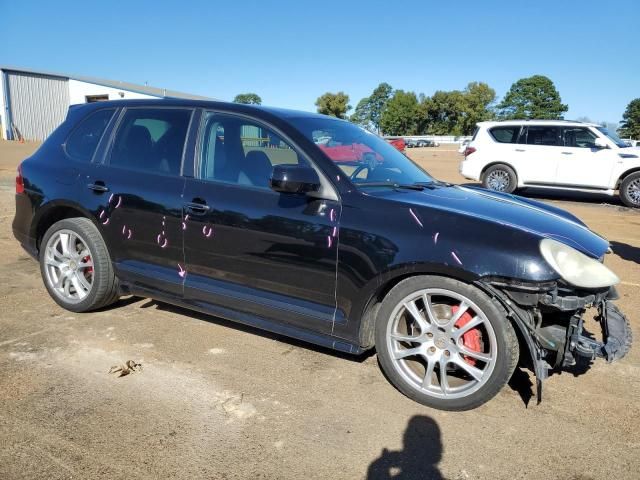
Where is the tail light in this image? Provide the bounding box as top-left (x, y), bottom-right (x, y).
top-left (464, 146), bottom-right (476, 157)
top-left (16, 164), bottom-right (25, 194)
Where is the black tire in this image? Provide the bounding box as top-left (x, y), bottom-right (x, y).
top-left (482, 164), bottom-right (517, 194)
top-left (39, 217), bottom-right (119, 312)
top-left (619, 172), bottom-right (640, 208)
top-left (375, 275), bottom-right (519, 411)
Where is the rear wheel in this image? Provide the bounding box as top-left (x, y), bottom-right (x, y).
top-left (482, 164), bottom-right (517, 193)
top-left (619, 172), bottom-right (640, 208)
top-left (40, 218), bottom-right (119, 312)
top-left (375, 276), bottom-right (519, 410)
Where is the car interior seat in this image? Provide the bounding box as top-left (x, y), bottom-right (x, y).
top-left (239, 150), bottom-right (274, 188)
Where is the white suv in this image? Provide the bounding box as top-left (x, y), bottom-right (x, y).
top-left (459, 120), bottom-right (640, 207)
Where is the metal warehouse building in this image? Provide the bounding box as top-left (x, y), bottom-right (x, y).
top-left (0, 66), bottom-right (210, 141)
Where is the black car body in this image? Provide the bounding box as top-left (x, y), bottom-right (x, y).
top-left (13, 99), bottom-right (631, 410)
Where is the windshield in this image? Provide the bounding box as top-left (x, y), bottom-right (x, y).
top-left (288, 117), bottom-right (434, 187)
top-left (596, 126), bottom-right (628, 148)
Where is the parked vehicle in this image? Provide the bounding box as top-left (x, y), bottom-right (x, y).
top-left (460, 120), bottom-right (640, 207)
top-left (386, 137), bottom-right (406, 153)
top-left (405, 139), bottom-right (417, 148)
top-left (13, 100), bottom-right (631, 410)
top-left (625, 139), bottom-right (640, 147)
top-left (417, 139), bottom-right (439, 148)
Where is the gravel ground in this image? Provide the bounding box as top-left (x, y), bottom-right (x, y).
top-left (0, 141), bottom-right (638, 479)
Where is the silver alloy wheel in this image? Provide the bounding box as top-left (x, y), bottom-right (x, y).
top-left (386, 288), bottom-right (497, 400)
top-left (43, 229), bottom-right (94, 304)
top-left (486, 170), bottom-right (510, 191)
top-left (626, 178), bottom-right (640, 205)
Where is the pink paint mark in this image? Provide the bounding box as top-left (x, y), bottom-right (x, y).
top-left (434, 232), bottom-right (440, 245)
top-left (127, 229), bottom-right (132, 240)
top-left (99, 209), bottom-right (105, 219)
top-left (162, 230), bottom-right (165, 236)
top-left (330, 208), bottom-right (336, 222)
top-left (101, 218), bottom-right (109, 226)
top-left (332, 226), bottom-right (337, 237)
top-left (182, 222), bottom-right (187, 230)
top-left (202, 225), bottom-right (213, 238)
top-left (108, 193), bottom-right (114, 204)
top-left (337, 175), bottom-right (341, 181)
top-left (160, 238), bottom-right (168, 249)
top-left (409, 208), bottom-right (423, 228)
top-left (327, 235), bottom-right (333, 248)
top-left (114, 196), bottom-right (122, 208)
top-left (157, 234), bottom-right (162, 244)
top-left (451, 251), bottom-right (463, 265)
top-left (122, 225), bottom-right (127, 235)
top-left (177, 263), bottom-right (186, 278)
top-left (184, 214), bottom-right (190, 221)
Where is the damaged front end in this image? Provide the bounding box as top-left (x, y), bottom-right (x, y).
top-left (478, 277), bottom-right (632, 403)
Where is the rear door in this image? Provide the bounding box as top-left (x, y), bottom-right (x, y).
top-left (518, 126), bottom-right (563, 184)
top-left (555, 127), bottom-right (616, 188)
top-left (81, 106), bottom-right (195, 298)
top-left (181, 111), bottom-right (340, 334)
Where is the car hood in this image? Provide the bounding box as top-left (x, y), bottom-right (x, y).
top-left (369, 184), bottom-right (609, 258)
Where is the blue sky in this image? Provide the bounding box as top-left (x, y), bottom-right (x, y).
top-left (2, 0), bottom-right (638, 124)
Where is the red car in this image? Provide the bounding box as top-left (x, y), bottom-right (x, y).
top-left (386, 137), bottom-right (406, 153)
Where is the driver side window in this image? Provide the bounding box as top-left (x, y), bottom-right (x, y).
top-left (199, 113), bottom-right (306, 189)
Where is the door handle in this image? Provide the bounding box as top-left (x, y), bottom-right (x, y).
top-left (184, 202), bottom-right (210, 214)
top-left (515, 149), bottom-right (526, 152)
top-left (561, 152), bottom-right (573, 155)
top-left (87, 182), bottom-right (109, 193)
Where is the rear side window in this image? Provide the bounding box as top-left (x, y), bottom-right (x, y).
top-left (65, 109), bottom-right (115, 161)
top-left (110, 108), bottom-right (192, 175)
top-left (526, 126), bottom-right (560, 146)
top-left (489, 126), bottom-right (521, 144)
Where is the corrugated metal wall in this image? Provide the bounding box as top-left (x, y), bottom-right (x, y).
top-left (6, 71), bottom-right (69, 141)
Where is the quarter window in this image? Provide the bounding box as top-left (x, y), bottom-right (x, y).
top-left (563, 127), bottom-right (598, 148)
top-left (65, 109), bottom-right (115, 161)
top-left (110, 108), bottom-right (192, 175)
top-left (525, 126), bottom-right (560, 146)
top-left (199, 113), bottom-right (305, 189)
top-left (489, 126), bottom-right (521, 144)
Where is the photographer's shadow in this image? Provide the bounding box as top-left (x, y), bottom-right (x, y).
top-left (367, 415), bottom-right (442, 479)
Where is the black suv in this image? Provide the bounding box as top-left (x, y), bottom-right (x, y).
top-left (13, 99), bottom-right (631, 410)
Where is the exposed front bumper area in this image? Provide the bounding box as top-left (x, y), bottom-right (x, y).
top-left (479, 279), bottom-right (632, 403)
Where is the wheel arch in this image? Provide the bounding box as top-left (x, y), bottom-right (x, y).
top-left (356, 266), bottom-right (478, 349)
top-left (616, 167), bottom-right (640, 188)
top-left (32, 200), bottom-right (103, 252)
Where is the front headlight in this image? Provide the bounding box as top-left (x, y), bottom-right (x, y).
top-left (539, 238), bottom-right (619, 289)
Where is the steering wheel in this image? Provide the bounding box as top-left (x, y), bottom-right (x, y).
top-left (350, 164), bottom-right (369, 181)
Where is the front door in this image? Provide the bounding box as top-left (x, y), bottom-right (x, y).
top-left (82, 106), bottom-right (194, 297)
top-left (555, 127), bottom-right (615, 189)
top-left (182, 112), bottom-right (339, 334)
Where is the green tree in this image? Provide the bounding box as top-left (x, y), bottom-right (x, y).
top-left (233, 93), bottom-right (262, 105)
top-left (315, 92), bottom-right (351, 119)
top-left (619, 99), bottom-right (640, 139)
top-left (497, 75), bottom-right (568, 119)
top-left (459, 82), bottom-right (496, 134)
top-left (351, 82), bottom-right (393, 133)
top-left (379, 90), bottom-right (419, 135)
top-left (418, 90), bottom-right (466, 135)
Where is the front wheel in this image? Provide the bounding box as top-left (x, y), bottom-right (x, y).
top-left (619, 172), bottom-right (640, 208)
top-left (40, 217), bottom-right (119, 312)
top-left (375, 276), bottom-right (519, 411)
top-left (482, 164), bottom-right (517, 193)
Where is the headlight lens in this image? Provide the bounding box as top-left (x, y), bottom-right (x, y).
top-left (539, 238), bottom-right (619, 289)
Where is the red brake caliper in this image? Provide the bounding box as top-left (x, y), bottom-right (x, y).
top-left (452, 305), bottom-right (482, 365)
top-left (83, 255), bottom-right (93, 277)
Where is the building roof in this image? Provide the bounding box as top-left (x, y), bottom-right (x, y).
top-left (0, 65), bottom-right (213, 101)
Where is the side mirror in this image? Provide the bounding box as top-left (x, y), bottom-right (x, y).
top-left (270, 164), bottom-right (321, 194)
top-left (594, 137), bottom-right (609, 149)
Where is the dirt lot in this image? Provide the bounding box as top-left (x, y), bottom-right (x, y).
top-left (1, 141), bottom-right (638, 479)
